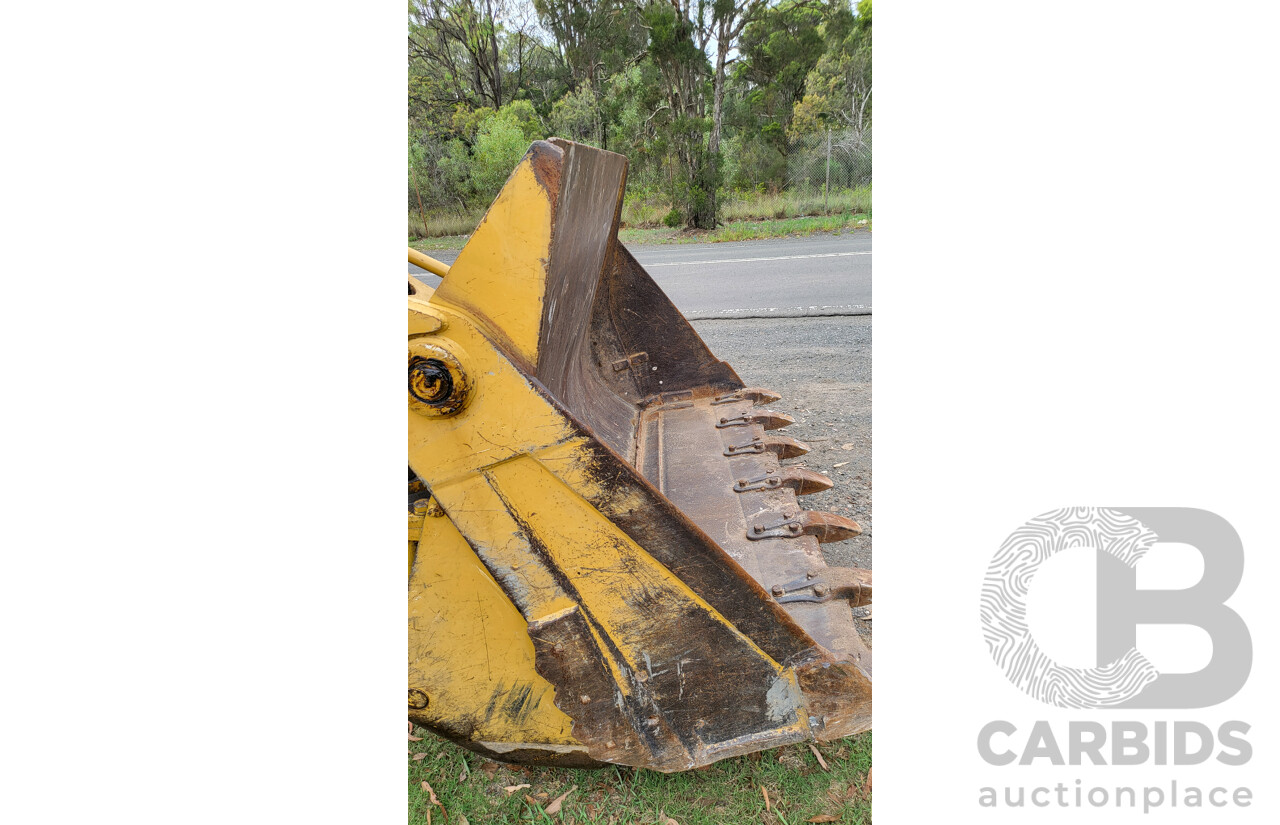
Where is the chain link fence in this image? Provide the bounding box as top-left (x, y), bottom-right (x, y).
top-left (786, 126), bottom-right (872, 195)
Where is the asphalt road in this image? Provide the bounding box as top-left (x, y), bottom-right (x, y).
top-left (408, 231), bottom-right (871, 320)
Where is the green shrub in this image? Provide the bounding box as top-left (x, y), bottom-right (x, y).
top-left (497, 100), bottom-right (542, 142)
top-left (470, 116), bottom-right (529, 203)
top-left (663, 208), bottom-right (682, 228)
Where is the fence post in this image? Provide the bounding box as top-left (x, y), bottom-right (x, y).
top-left (824, 127), bottom-right (831, 215)
top-left (411, 166), bottom-right (428, 239)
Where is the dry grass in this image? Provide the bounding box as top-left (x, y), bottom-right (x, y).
top-left (719, 187), bottom-right (872, 223)
top-left (409, 187), bottom-right (872, 241)
top-left (408, 209), bottom-right (485, 240)
top-left (620, 198), bottom-right (675, 228)
top-left (622, 187), bottom-right (872, 229)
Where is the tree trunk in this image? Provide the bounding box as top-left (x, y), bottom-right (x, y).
top-left (694, 24), bottom-right (731, 230)
top-left (412, 168), bottom-right (429, 238)
top-left (709, 21), bottom-right (729, 157)
top-left (485, 0), bottom-right (502, 108)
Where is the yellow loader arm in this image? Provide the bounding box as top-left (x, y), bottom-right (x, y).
top-left (408, 139), bottom-right (871, 771)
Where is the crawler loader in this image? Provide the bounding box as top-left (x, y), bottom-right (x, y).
top-left (408, 139), bottom-right (871, 772)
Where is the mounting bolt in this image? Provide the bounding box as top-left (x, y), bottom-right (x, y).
top-left (772, 585), bottom-right (785, 596)
top-left (814, 585), bottom-right (829, 597)
top-left (753, 525), bottom-right (764, 534)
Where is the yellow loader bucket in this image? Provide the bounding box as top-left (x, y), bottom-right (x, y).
top-left (408, 139), bottom-right (871, 772)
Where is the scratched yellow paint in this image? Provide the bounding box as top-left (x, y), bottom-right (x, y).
top-left (408, 510), bottom-right (577, 747)
top-left (428, 472), bottom-right (577, 619)
top-left (430, 157), bottom-right (552, 367)
top-left (407, 247), bottom-right (449, 278)
top-left (488, 455), bottom-right (791, 676)
top-left (407, 296), bottom-right (442, 336)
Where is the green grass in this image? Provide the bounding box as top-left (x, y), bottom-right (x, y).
top-left (617, 213), bottom-right (870, 246)
top-left (409, 730), bottom-right (871, 825)
top-left (411, 233), bottom-right (471, 251)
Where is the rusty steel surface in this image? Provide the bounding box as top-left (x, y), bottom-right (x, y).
top-left (634, 393), bottom-right (872, 672)
top-left (409, 139), bottom-right (871, 771)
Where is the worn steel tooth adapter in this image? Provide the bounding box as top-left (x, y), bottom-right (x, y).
top-left (408, 138), bottom-right (872, 772)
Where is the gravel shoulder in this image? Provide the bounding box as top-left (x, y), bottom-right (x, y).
top-left (692, 315), bottom-right (872, 572)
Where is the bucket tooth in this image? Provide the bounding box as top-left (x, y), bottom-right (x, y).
top-left (724, 435), bottom-right (810, 459)
top-left (712, 387), bottom-right (783, 406)
top-left (733, 467), bottom-right (834, 496)
top-left (748, 510), bottom-right (862, 543)
top-left (715, 410), bottom-right (795, 430)
top-left (765, 435), bottom-right (810, 459)
top-left (773, 567), bottom-right (873, 607)
top-left (786, 468), bottom-right (836, 495)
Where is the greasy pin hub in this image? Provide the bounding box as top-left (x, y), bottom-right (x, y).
top-left (407, 340), bottom-right (470, 417)
top-left (409, 358), bottom-right (453, 406)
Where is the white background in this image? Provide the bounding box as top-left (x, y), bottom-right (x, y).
top-left (877, 1), bottom-right (1280, 821)
top-left (3, 1), bottom-right (1278, 822)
